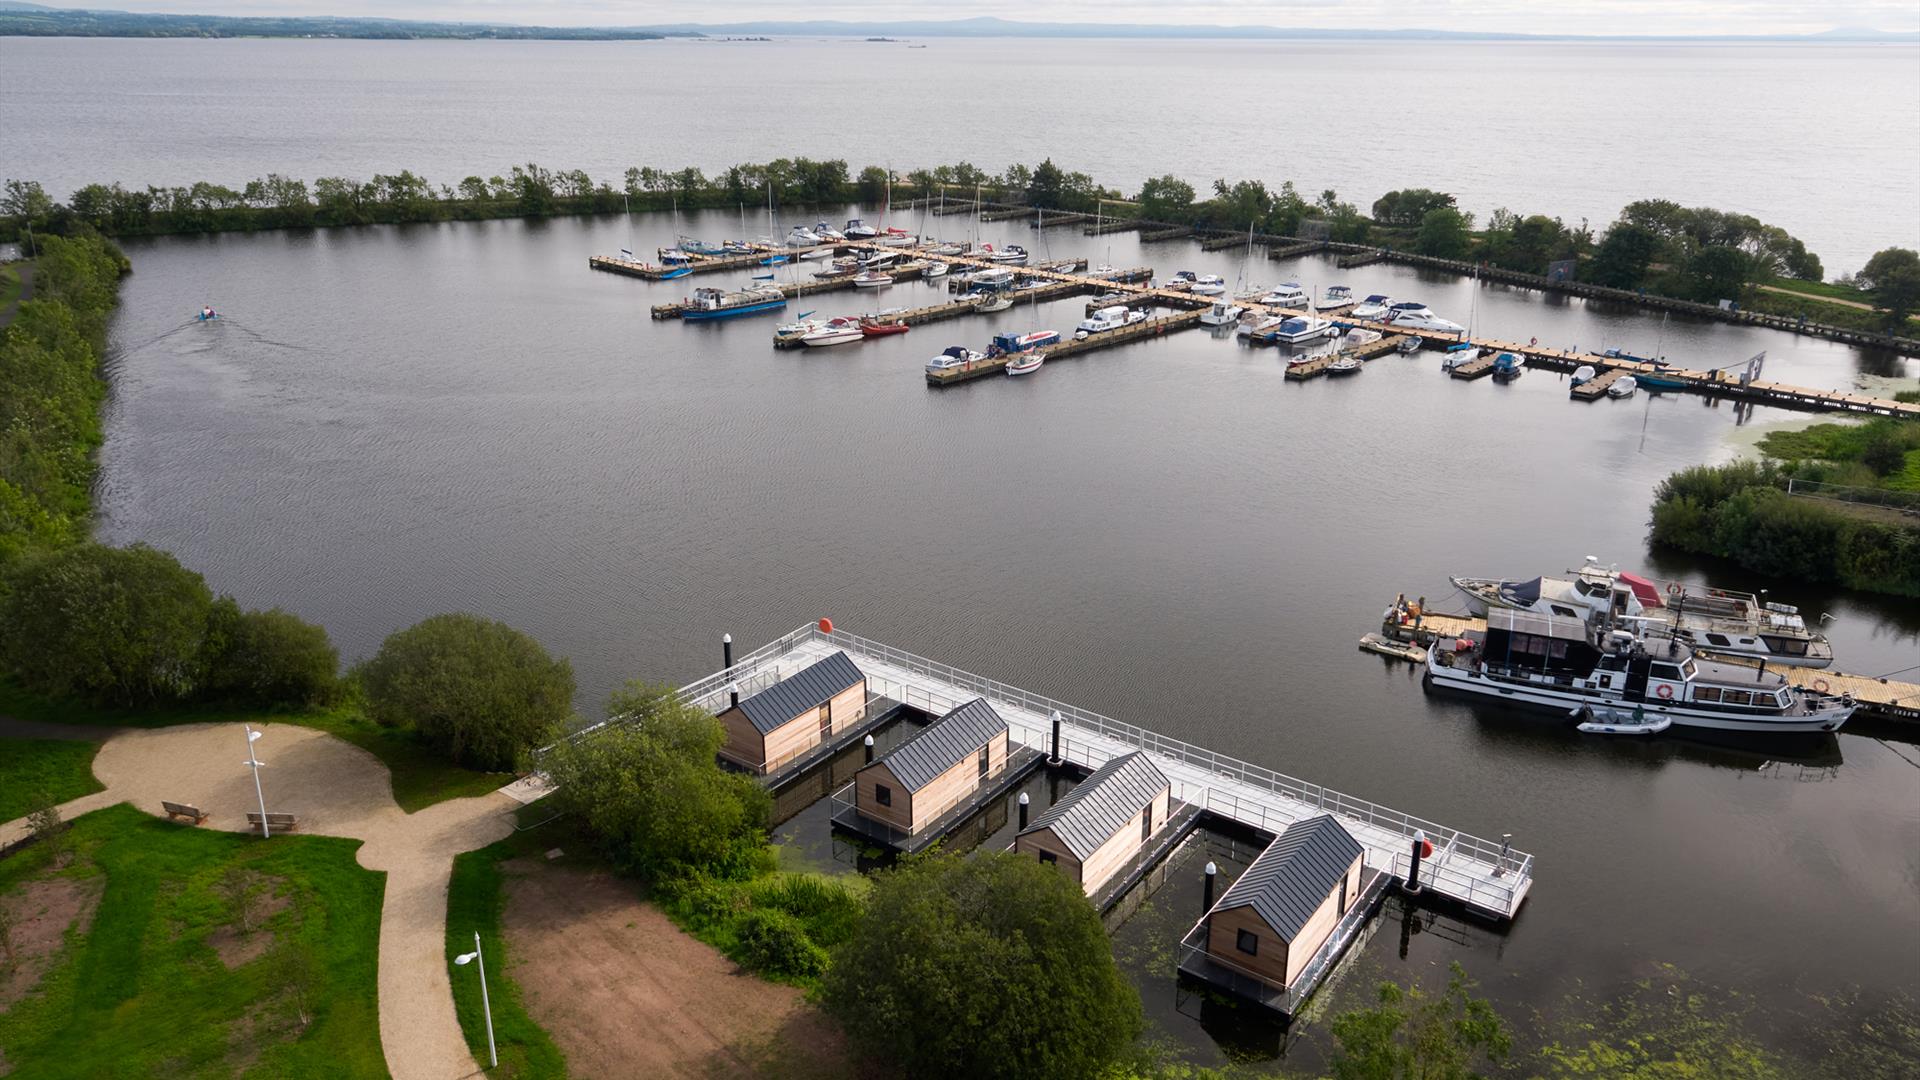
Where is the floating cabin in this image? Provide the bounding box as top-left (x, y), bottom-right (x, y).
top-left (855, 697), bottom-right (1009, 834)
top-left (1205, 814), bottom-right (1367, 993)
top-left (716, 650), bottom-right (866, 774)
top-left (1015, 751), bottom-right (1171, 895)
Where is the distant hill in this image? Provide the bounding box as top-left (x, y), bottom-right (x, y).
top-left (0, 6), bottom-right (678, 40)
top-left (1, 6), bottom-right (1915, 42)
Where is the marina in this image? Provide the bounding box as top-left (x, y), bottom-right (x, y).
top-left (596, 237), bottom-right (1920, 418)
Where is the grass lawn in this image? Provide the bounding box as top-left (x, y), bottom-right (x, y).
top-left (446, 824), bottom-right (571, 1079)
top-left (0, 681), bottom-right (510, 814)
top-left (1764, 277), bottom-right (1875, 305)
top-left (0, 803), bottom-right (386, 1078)
top-left (0, 262), bottom-right (22, 312)
top-left (0, 740), bottom-right (103, 822)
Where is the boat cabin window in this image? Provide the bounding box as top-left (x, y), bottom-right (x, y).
top-left (1549, 604), bottom-right (1581, 619)
top-left (1721, 690), bottom-right (1753, 707)
top-left (1695, 687), bottom-right (1722, 703)
top-left (1651, 663), bottom-right (1684, 682)
top-left (1705, 633), bottom-right (1732, 647)
top-left (1237, 930), bottom-right (1259, 956)
top-left (1574, 579), bottom-right (1603, 598)
top-left (1761, 636), bottom-right (1809, 656)
top-left (1681, 660), bottom-right (1698, 678)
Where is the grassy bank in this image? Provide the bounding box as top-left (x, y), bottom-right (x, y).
top-left (0, 803), bottom-right (386, 1077)
top-left (446, 827), bottom-right (571, 1080)
top-left (0, 739), bottom-right (103, 822)
top-left (0, 680), bottom-right (507, 813)
top-left (1648, 417), bottom-right (1920, 597)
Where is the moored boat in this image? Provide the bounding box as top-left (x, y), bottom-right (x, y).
top-left (1200, 300), bottom-right (1245, 327)
top-left (860, 317), bottom-right (910, 337)
top-left (926, 345), bottom-right (985, 374)
top-left (1319, 284), bottom-right (1357, 309)
top-left (852, 270), bottom-right (894, 289)
top-left (1386, 301), bottom-right (1465, 334)
top-left (1349, 294), bottom-right (1393, 320)
top-left (1441, 343), bottom-right (1481, 371)
top-left (923, 262), bottom-right (950, 279)
top-left (984, 244), bottom-right (1030, 265)
top-left (1358, 632), bottom-right (1427, 664)
top-left (1191, 274), bottom-right (1227, 297)
top-left (1339, 327), bottom-right (1383, 352)
top-left (1573, 704), bottom-right (1672, 736)
top-left (844, 218), bottom-right (878, 239)
top-left (1326, 355), bottom-right (1363, 375)
top-left (1571, 364), bottom-right (1597, 385)
top-left (1424, 609), bottom-right (1854, 735)
top-left (1607, 376), bottom-right (1638, 398)
top-left (1005, 351), bottom-right (1045, 376)
top-left (683, 284), bottom-right (788, 321)
top-left (971, 291), bottom-right (1014, 313)
top-left (1272, 315), bottom-right (1335, 345)
top-left (1075, 305), bottom-right (1147, 339)
top-left (1492, 351), bottom-right (1524, 380)
top-left (1257, 282), bottom-right (1310, 308)
top-left (988, 328), bottom-right (1060, 355)
top-left (785, 226), bottom-right (822, 247)
top-left (799, 317), bottom-right (865, 347)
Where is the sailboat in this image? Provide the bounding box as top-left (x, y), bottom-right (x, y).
top-left (1201, 221), bottom-right (1253, 327)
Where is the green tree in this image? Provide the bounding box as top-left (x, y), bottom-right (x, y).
top-left (1588, 222), bottom-right (1662, 289)
top-left (0, 542), bottom-right (215, 705)
top-left (1328, 962), bottom-right (1511, 1080)
top-left (1136, 174), bottom-right (1195, 222)
top-left (203, 602), bottom-right (340, 707)
top-left (2, 179), bottom-right (54, 222)
top-left (359, 613), bottom-right (572, 770)
top-left (539, 681), bottom-right (771, 879)
top-left (1859, 247), bottom-right (1920, 327)
top-left (855, 165), bottom-right (888, 205)
top-left (1415, 207), bottom-right (1474, 259)
top-left (820, 852), bottom-right (1142, 1080)
top-left (1682, 244), bottom-right (1754, 304)
top-left (1027, 158), bottom-right (1066, 210)
top-left (1372, 188), bottom-right (1457, 228)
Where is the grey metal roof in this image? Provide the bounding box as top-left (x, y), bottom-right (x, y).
top-left (873, 697), bottom-right (1007, 792)
top-left (1019, 752), bottom-right (1169, 860)
top-left (1212, 815), bottom-right (1364, 943)
top-left (735, 651), bottom-right (864, 735)
top-left (1488, 607), bottom-right (1589, 642)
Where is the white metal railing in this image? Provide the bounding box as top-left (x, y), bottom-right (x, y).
top-left (799, 625), bottom-right (1532, 894)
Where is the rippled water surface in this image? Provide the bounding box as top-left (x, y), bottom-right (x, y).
top-left (88, 208), bottom-right (1919, 1066)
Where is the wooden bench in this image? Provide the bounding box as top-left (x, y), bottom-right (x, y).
top-left (161, 800), bottom-right (208, 825)
top-left (246, 812), bottom-right (299, 834)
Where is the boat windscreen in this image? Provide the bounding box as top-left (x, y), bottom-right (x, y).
top-left (1499, 577), bottom-right (1545, 604)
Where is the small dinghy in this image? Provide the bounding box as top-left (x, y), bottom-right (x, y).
top-left (1357, 633), bottom-right (1427, 664)
top-left (1005, 351), bottom-right (1045, 376)
top-left (1571, 704), bottom-right (1671, 736)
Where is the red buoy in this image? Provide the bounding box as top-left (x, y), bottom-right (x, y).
top-left (818, 617), bottom-right (835, 634)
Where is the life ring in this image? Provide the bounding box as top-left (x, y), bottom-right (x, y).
top-left (1655, 684), bottom-right (1675, 700)
top-left (1813, 678), bottom-right (1829, 694)
top-left (1666, 583), bottom-right (1680, 597)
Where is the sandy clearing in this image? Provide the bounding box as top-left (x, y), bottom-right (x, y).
top-left (501, 860), bottom-right (856, 1080)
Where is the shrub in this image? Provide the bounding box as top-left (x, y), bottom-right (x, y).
top-left (821, 852), bottom-right (1142, 1080)
top-left (539, 684), bottom-right (772, 879)
top-left (734, 907), bottom-right (828, 980)
top-left (0, 542), bottom-right (214, 704)
top-left (204, 601), bottom-right (340, 707)
top-left (359, 613), bottom-right (572, 770)
top-left (745, 872), bottom-right (865, 947)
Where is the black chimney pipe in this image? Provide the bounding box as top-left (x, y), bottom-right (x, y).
top-left (723, 634), bottom-right (738, 707)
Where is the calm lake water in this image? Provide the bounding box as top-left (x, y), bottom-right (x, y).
top-left (91, 204), bottom-right (1918, 1070)
top-left (3, 36), bottom-right (1919, 272)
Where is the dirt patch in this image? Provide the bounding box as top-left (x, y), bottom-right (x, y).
top-left (0, 875), bottom-right (105, 1011)
top-left (206, 876), bottom-right (293, 970)
top-left (501, 861), bottom-right (855, 1080)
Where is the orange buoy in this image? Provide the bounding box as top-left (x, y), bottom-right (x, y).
top-left (818, 617), bottom-right (834, 634)
top-left (1418, 838), bottom-right (1435, 859)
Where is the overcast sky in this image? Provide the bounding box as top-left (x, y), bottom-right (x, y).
top-left (73, 1), bottom-right (1920, 35)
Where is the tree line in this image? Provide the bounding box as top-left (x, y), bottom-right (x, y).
top-left (9, 160), bottom-right (1912, 328)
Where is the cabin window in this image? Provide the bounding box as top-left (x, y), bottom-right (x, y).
top-left (819, 706), bottom-right (832, 738)
top-left (1237, 929), bottom-right (1259, 956)
top-left (1722, 690), bottom-right (1753, 707)
top-left (1142, 802), bottom-right (1154, 842)
top-left (1761, 636), bottom-right (1808, 656)
top-left (1695, 687), bottom-right (1722, 703)
top-left (1652, 664), bottom-right (1684, 681)
top-left (1038, 850), bottom-right (1057, 865)
top-left (874, 784), bottom-right (892, 807)
top-left (1706, 633), bottom-right (1732, 647)
top-left (978, 746), bottom-right (990, 778)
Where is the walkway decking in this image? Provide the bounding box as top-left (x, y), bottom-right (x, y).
top-left (665, 624), bottom-right (1534, 921)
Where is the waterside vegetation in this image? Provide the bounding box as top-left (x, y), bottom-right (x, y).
top-left (5, 161), bottom-right (1914, 335)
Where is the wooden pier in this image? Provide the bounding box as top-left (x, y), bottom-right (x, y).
top-left (600, 237), bottom-right (1920, 418)
top-left (1270, 240), bottom-right (1325, 261)
top-left (981, 206), bottom-right (1037, 223)
top-left (924, 311), bottom-right (1204, 385)
top-left (660, 625), bottom-right (1535, 922)
top-left (1449, 353), bottom-right (1499, 380)
top-left (1200, 232), bottom-right (1250, 252)
top-left (1085, 219), bottom-right (1145, 236)
top-left (1336, 249), bottom-right (1387, 269)
top-left (1140, 226), bottom-right (1194, 243)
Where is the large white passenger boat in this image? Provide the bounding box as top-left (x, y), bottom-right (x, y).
top-left (1424, 609), bottom-right (1854, 735)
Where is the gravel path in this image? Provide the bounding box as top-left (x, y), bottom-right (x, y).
top-left (0, 722), bottom-right (514, 1080)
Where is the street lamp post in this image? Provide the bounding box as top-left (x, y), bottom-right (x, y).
top-left (243, 725), bottom-right (270, 838)
top-left (455, 931), bottom-right (497, 1069)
